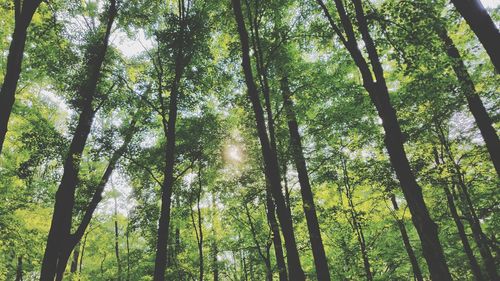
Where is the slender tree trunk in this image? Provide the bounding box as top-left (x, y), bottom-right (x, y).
top-left (15, 256), bottom-right (23, 281)
top-left (79, 231), bottom-right (88, 277)
top-left (40, 3), bottom-right (117, 280)
top-left (340, 156), bottom-right (373, 281)
top-left (389, 194), bottom-right (423, 281)
top-left (265, 189), bottom-right (288, 281)
top-left (114, 197), bottom-right (122, 281)
top-left (191, 164), bottom-right (204, 281)
top-left (126, 224), bottom-right (130, 281)
top-left (317, 1), bottom-right (452, 279)
top-left (437, 27), bottom-right (500, 177)
top-left (436, 124), bottom-right (499, 281)
top-left (212, 239), bottom-right (219, 281)
top-left (0, 0), bottom-right (42, 154)
top-left (244, 204), bottom-right (272, 281)
top-left (231, 0), bottom-right (305, 279)
top-left (433, 148), bottom-right (484, 281)
top-left (70, 245), bottom-right (80, 276)
top-left (281, 77), bottom-right (331, 281)
top-left (153, 8), bottom-right (188, 280)
top-left (449, 0), bottom-right (500, 72)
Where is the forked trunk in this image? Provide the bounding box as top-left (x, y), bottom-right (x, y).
top-left (231, 0), bottom-right (305, 278)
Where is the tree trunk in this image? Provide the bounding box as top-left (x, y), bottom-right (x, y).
top-left (0, 0), bottom-right (42, 154)
top-left (433, 147), bottom-right (484, 281)
top-left (15, 256), bottom-right (23, 281)
top-left (80, 231), bottom-right (88, 276)
top-left (126, 224), bottom-right (131, 281)
top-left (449, 0), bottom-right (500, 72)
top-left (114, 197), bottom-right (122, 281)
top-left (70, 245), bottom-right (80, 275)
top-left (340, 156), bottom-right (373, 281)
top-left (153, 9), bottom-right (187, 281)
top-left (244, 203), bottom-right (272, 281)
top-left (389, 194), bottom-right (423, 281)
top-left (281, 77), bottom-right (331, 281)
top-left (40, 2), bottom-right (117, 280)
top-left (212, 239), bottom-right (219, 281)
top-left (231, 0), bottom-right (305, 279)
top-left (436, 124), bottom-right (499, 281)
top-left (265, 189), bottom-right (288, 281)
top-left (317, 1), bottom-right (452, 279)
top-left (437, 26), bottom-right (500, 177)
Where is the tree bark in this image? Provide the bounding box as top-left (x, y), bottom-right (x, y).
top-left (70, 244), bottom-right (79, 275)
top-left (432, 147), bottom-right (484, 281)
top-left (39, 2), bottom-right (117, 280)
top-left (114, 197), bottom-right (122, 281)
top-left (231, 0), bottom-right (305, 279)
top-left (317, 1), bottom-right (452, 279)
top-left (265, 189), bottom-right (288, 281)
top-left (244, 204), bottom-right (272, 281)
top-left (437, 26), bottom-right (500, 177)
top-left (449, 0), bottom-right (500, 72)
top-left (0, 0), bottom-right (42, 154)
top-left (126, 224), bottom-right (131, 281)
top-left (281, 77), bottom-right (331, 281)
top-left (153, 6), bottom-right (188, 280)
top-left (15, 256), bottom-right (23, 281)
top-left (340, 156), bottom-right (373, 281)
top-left (436, 126), bottom-right (498, 281)
top-left (389, 194), bottom-right (424, 281)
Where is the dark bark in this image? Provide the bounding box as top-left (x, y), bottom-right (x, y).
top-left (40, 2), bottom-right (117, 280)
top-left (436, 126), bottom-right (499, 281)
top-left (317, 1), bottom-right (452, 280)
top-left (152, 6), bottom-right (188, 280)
top-left (433, 148), bottom-right (484, 281)
top-left (114, 197), bottom-right (122, 281)
top-left (390, 194), bottom-right (423, 281)
top-left (0, 0), bottom-right (42, 154)
top-left (340, 156), bottom-right (373, 281)
top-left (231, 0), bottom-right (305, 279)
top-left (79, 231), bottom-right (88, 276)
top-left (265, 189), bottom-right (288, 281)
top-left (212, 238), bottom-right (219, 281)
top-left (437, 26), bottom-right (500, 177)
top-left (15, 256), bottom-right (23, 281)
top-left (244, 204), bottom-right (272, 281)
top-left (126, 224), bottom-right (131, 281)
top-left (70, 245), bottom-right (79, 274)
top-left (450, 0), bottom-right (500, 72)
top-left (190, 164), bottom-right (204, 281)
top-left (281, 77), bottom-right (331, 281)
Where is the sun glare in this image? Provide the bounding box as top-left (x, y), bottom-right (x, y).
top-left (223, 144), bottom-right (244, 164)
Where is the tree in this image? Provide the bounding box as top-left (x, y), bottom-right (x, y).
top-left (0, 0), bottom-right (43, 154)
top-left (316, 0), bottom-right (452, 279)
top-left (449, 0), bottom-right (500, 72)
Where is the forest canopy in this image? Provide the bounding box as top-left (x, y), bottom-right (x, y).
top-left (0, 0), bottom-right (499, 280)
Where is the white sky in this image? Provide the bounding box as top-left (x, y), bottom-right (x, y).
top-left (482, 0), bottom-right (499, 8)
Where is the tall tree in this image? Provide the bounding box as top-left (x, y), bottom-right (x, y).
top-left (316, 0), bottom-right (452, 279)
top-left (40, 1), bottom-right (118, 279)
top-left (435, 25), bottom-right (500, 177)
top-left (281, 76), bottom-right (331, 281)
top-left (449, 0), bottom-right (500, 72)
top-left (0, 0), bottom-right (43, 154)
top-left (231, 0), bottom-right (305, 278)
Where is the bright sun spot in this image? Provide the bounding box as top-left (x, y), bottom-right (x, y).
top-left (223, 144), bottom-right (244, 164)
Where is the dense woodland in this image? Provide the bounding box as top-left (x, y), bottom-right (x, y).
top-left (0, 0), bottom-right (499, 280)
